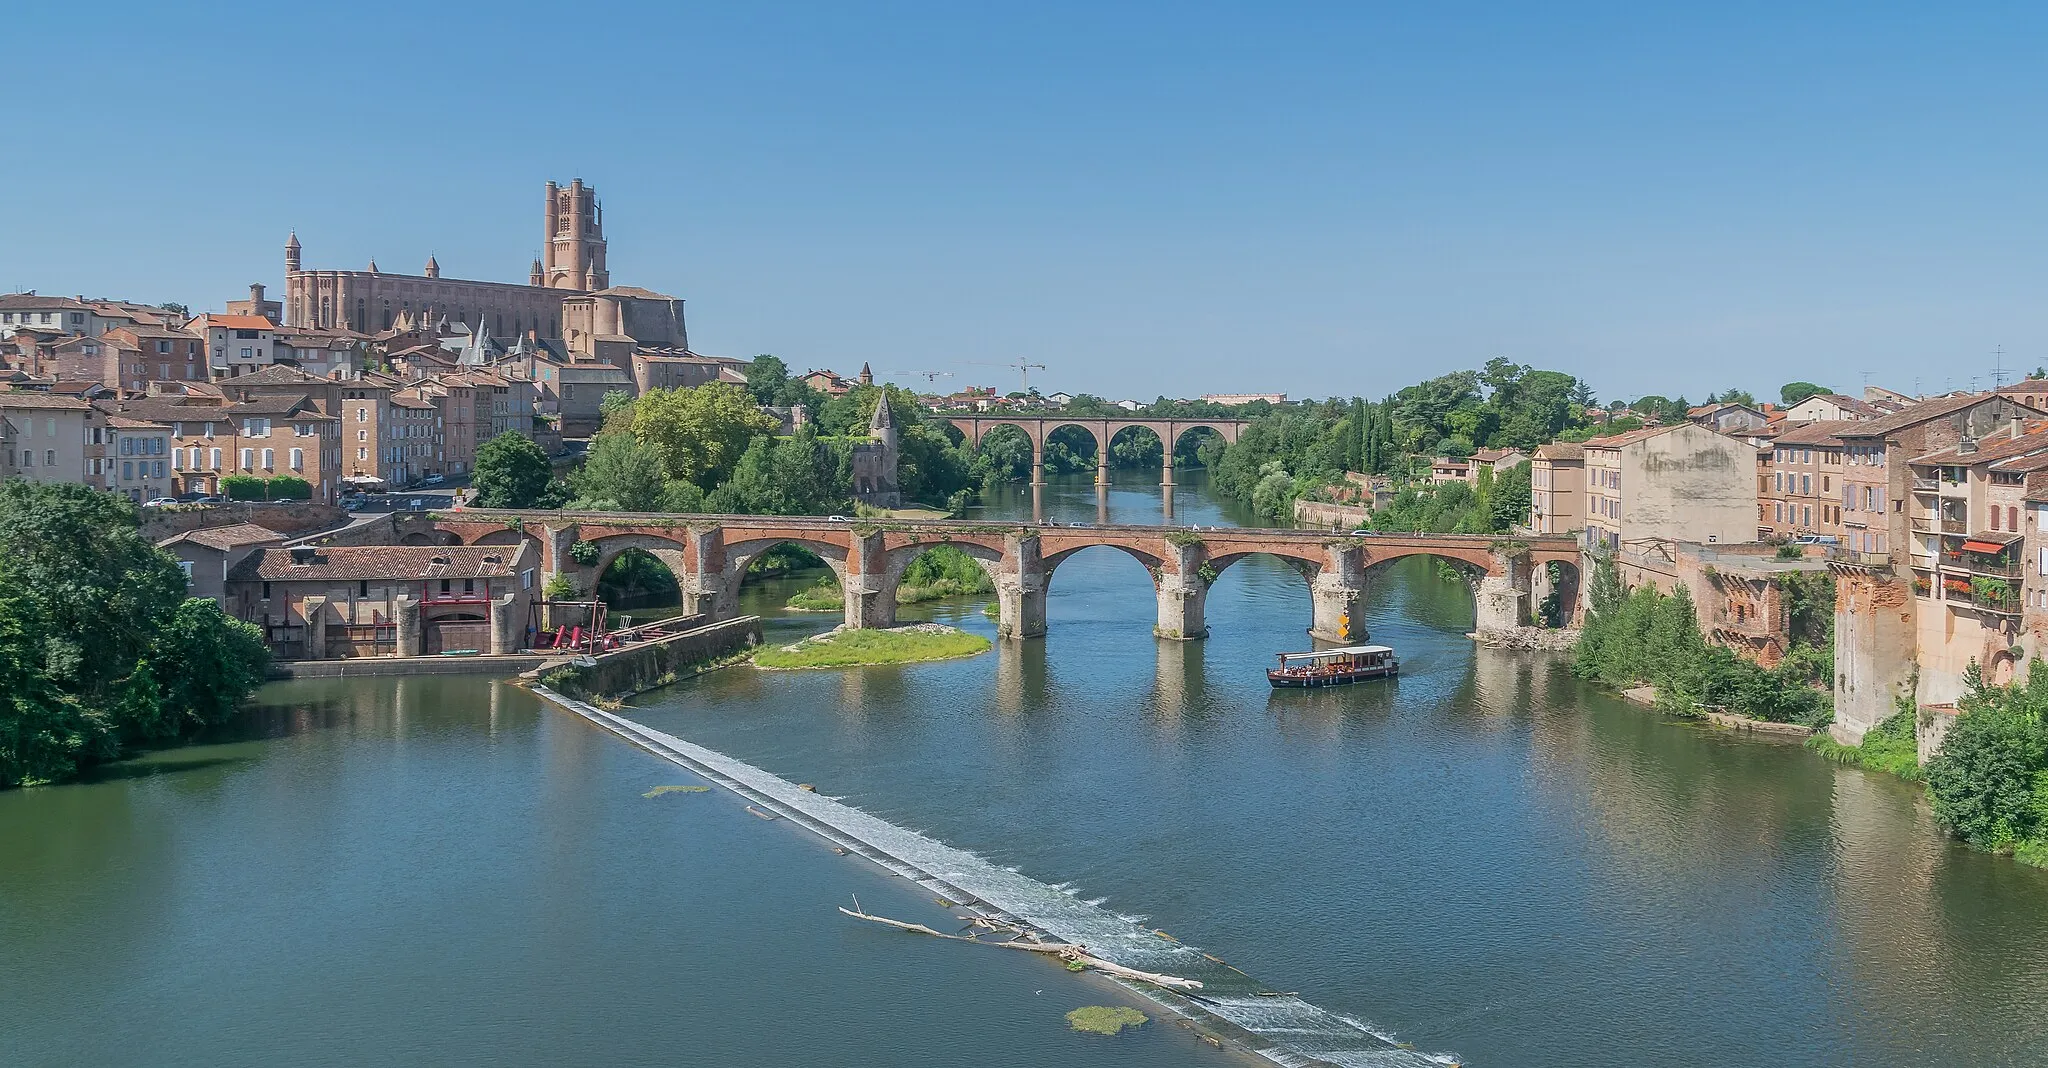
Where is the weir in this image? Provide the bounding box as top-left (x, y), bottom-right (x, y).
top-left (537, 687), bottom-right (1453, 1068)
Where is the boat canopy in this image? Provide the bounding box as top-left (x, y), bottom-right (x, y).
top-left (1277, 645), bottom-right (1393, 663)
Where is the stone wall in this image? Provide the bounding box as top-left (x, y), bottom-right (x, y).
top-left (544, 616), bottom-right (763, 700)
top-left (1833, 566), bottom-right (1915, 744)
top-left (1293, 500), bottom-right (1371, 531)
top-left (142, 500), bottom-right (346, 542)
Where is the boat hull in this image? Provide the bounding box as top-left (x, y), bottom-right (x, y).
top-left (1266, 664), bottom-right (1399, 688)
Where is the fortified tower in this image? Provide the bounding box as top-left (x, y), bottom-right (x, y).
top-left (543, 178), bottom-right (608, 292)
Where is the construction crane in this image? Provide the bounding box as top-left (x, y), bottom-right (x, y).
top-left (965, 359), bottom-right (1048, 393)
top-left (889, 370), bottom-right (955, 385)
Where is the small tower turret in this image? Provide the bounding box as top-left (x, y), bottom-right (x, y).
top-left (424, 255), bottom-right (440, 278)
top-left (284, 230), bottom-right (301, 273)
top-left (529, 256), bottom-right (544, 287)
top-left (858, 362), bottom-right (873, 387)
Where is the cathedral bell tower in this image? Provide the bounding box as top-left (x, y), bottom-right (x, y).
top-left (542, 178), bottom-right (609, 291)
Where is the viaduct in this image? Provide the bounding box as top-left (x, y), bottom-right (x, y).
top-left (412, 510), bottom-right (1582, 642)
top-left (945, 416), bottom-right (1249, 488)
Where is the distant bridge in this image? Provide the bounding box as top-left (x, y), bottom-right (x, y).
top-left (946, 416), bottom-right (1250, 486)
top-left (416, 511), bottom-right (1580, 642)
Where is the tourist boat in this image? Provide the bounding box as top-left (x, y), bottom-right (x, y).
top-left (1266, 645), bottom-right (1399, 688)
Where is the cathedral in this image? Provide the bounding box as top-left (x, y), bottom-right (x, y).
top-left (282, 179), bottom-right (685, 358)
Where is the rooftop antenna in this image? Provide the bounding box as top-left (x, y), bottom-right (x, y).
top-left (1991, 345), bottom-right (2010, 388)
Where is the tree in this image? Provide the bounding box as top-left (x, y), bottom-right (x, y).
top-left (745, 354), bottom-right (791, 406)
top-left (1925, 668), bottom-right (2048, 851)
top-left (571, 431), bottom-right (670, 511)
top-left (1780, 382), bottom-right (1833, 406)
top-left (624, 382), bottom-right (779, 490)
top-left (599, 389), bottom-right (636, 426)
top-left (472, 432), bottom-right (554, 508)
top-left (1489, 461), bottom-right (1532, 532)
top-left (0, 481), bottom-right (267, 788)
top-left (158, 301), bottom-right (189, 317)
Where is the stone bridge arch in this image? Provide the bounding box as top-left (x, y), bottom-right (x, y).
top-left (717, 534), bottom-right (854, 620)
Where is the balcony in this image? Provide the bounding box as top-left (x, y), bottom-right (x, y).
top-left (1912, 476), bottom-right (1938, 493)
top-left (1941, 577), bottom-right (2022, 617)
top-left (1826, 547), bottom-right (1891, 568)
top-left (1938, 554), bottom-right (2023, 580)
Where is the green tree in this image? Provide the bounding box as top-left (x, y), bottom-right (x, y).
top-left (571, 431), bottom-right (671, 511)
top-left (472, 432), bottom-right (554, 508)
top-left (745, 354), bottom-right (791, 406)
top-left (625, 382), bottom-right (779, 490)
top-left (599, 389), bottom-right (636, 426)
top-left (1489, 460), bottom-right (1532, 532)
top-left (1780, 381), bottom-right (1834, 406)
top-left (1926, 668), bottom-right (2048, 851)
top-left (0, 482), bottom-right (267, 788)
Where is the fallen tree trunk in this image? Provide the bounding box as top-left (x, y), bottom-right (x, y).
top-left (837, 906), bottom-right (1203, 991)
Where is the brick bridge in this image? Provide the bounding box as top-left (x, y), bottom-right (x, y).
top-left (947, 416), bottom-right (1250, 487)
top-left (416, 510), bottom-right (1581, 641)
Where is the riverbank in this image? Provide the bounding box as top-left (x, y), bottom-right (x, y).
top-left (753, 624), bottom-right (991, 669)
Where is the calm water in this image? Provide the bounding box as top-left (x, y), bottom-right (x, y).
top-left (7, 469), bottom-right (2048, 1067)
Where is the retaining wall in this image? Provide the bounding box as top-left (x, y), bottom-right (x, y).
top-left (272, 653), bottom-right (550, 679)
top-left (543, 616), bottom-right (763, 699)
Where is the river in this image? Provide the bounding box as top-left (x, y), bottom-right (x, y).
top-left (6, 470), bottom-right (2048, 1067)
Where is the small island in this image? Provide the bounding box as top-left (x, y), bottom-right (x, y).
top-left (753, 623), bottom-right (992, 669)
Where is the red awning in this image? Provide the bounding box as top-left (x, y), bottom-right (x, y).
top-left (1961, 540), bottom-right (2008, 554)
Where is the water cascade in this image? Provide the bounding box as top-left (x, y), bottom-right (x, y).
top-left (539, 687), bottom-right (1455, 1068)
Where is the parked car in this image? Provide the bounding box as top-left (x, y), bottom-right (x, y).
top-left (141, 497), bottom-right (180, 507)
top-left (175, 492), bottom-right (219, 504)
top-left (1789, 534), bottom-right (1839, 546)
top-left (422, 473), bottom-right (446, 486)
top-left (1350, 527), bottom-right (1380, 536)
top-left (827, 515), bottom-right (850, 522)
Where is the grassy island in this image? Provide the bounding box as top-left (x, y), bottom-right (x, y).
top-left (753, 625), bottom-right (991, 669)
top-left (1065, 1006), bottom-right (1148, 1036)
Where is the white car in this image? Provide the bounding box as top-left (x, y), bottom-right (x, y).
top-left (422, 474), bottom-right (446, 486)
top-left (142, 497), bottom-right (180, 507)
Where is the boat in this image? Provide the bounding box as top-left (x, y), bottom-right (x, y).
top-left (1266, 645), bottom-right (1399, 688)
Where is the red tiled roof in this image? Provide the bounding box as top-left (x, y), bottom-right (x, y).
top-left (159, 523), bottom-right (285, 552)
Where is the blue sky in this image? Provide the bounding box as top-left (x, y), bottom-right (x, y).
top-left (9, 2), bottom-right (2047, 403)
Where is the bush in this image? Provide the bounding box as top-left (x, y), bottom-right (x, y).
top-left (266, 475), bottom-right (312, 501)
top-left (1925, 683), bottom-right (2048, 853)
top-left (221, 474), bottom-right (268, 501)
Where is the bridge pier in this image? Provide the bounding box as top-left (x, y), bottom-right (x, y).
top-left (995, 531), bottom-right (1047, 640)
top-left (1309, 581), bottom-right (1368, 643)
top-left (1309, 543), bottom-right (1369, 643)
top-left (1473, 551), bottom-right (1532, 633)
top-left (1154, 540), bottom-right (1208, 640)
top-left (840, 530), bottom-right (895, 630)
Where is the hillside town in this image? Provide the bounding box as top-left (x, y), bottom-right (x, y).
top-left (7, 183), bottom-right (2048, 752)
top-left (12, 179), bottom-right (2048, 893)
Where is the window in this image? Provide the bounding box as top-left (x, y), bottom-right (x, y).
top-left (19, 452), bottom-right (30, 468)
top-left (242, 418), bottom-right (269, 437)
top-left (1992, 508), bottom-right (2000, 531)
top-left (296, 423), bottom-right (314, 437)
top-left (121, 437), bottom-right (133, 456)
top-left (157, 339), bottom-right (171, 354)
top-left (178, 561), bottom-right (193, 583)
top-left (357, 407), bottom-right (368, 422)
top-left (289, 448), bottom-right (303, 471)
top-left (261, 582), bottom-right (272, 600)
top-left (209, 448), bottom-right (222, 470)
top-left (1801, 475), bottom-right (1811, 495)
top-left (44, 450), bottom-right (55, 467)
top-left (261, 449), bottom-right (274, 469)
top-left (153, 460), bottom-right (165, 478)
top-left (240, 448), bottom-right (254, 469)
top-left (357, 447), bottom-right (368, 461)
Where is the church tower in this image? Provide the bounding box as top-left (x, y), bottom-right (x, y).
top-left (543, 178), bottom-right (609, 291)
